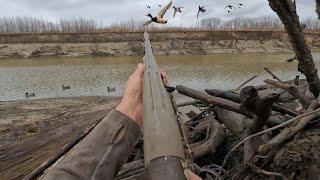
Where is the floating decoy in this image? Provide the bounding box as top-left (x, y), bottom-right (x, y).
top-left (25, 92), bottom-right (35, 98)
top-left (197, 5), bottom-right (206, 19)
top-left (144, 1), bottom-right (172, 26)
top-left (107, 87), bottom-right (116, 93)
top-left (62, 85), bottom-right (71, 90)
top-left (173, 6), bottom-right (183, 18)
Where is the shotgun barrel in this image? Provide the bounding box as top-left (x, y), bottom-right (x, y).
top-left (142, 32), bottom-right (186, 180)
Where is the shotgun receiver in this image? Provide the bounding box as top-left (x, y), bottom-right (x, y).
top-left (142, 32), bottom-right (187, 180)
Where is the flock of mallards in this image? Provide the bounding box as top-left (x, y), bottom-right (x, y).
top-left (144, 1), bottom-right (245, 26)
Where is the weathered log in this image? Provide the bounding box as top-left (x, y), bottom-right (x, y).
top-left (307, 96), bottom-right (320, 112)
top-left (206, 88), bottom-right (300, 117)
top-left (264, 68), bottom-right (283, 82)
top-left (268, 0), bottom-right (320, 97)
top-left (259, 108), bottom-right (320, 155)
top-left (205, 89), bottom-right (240, 102)
top-left (176, 85), bottom-right (253, 118)
top-left (176, 101), bottom-right (203, 107)
top-left (235, 75), bottom-right (259, 91)
top-left (317, 0), bottom-right (320, 19)
top-left (264, 79), bottom-right (311, 109)
top-left (191, 117), bottom-right (226, 159)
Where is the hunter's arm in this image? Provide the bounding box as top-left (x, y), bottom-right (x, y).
top-left (40, 110), bottom-right (141, 180)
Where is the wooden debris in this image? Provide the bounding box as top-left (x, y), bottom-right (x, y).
top-left (176, 85), bottom-right (253, 118)
top-left (264, 68), bottom-right (283, 82)
top-left (234, 75), bottom-right (259, 91)
top-left (264, 79), bottom-right (311, 109)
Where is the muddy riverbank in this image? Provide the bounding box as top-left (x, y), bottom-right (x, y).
top-left (0, 96), bottom-right (120, 180)
top-left (0, 31), bottom-right (319, 58)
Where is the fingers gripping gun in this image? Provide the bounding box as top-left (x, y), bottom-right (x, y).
top-left (142, 32), bottom-right (190, 180)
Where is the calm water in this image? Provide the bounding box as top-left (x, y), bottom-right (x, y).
top-left (1, 53), bottom-right (320, 101)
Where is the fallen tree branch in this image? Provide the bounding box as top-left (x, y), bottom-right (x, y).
top-left (206, 88), bottom-right (300, 117)
top-left (264, 79), bottom-right (311, 109)
top-left (235, 75), bottom-right (259, 92)
top-left (216, 108), bottom-right (320, 179)
top-left (317, 0), bottom-right (320, 19)
top-left (286, 56), bottom-right (297, 62)
top-left (264, 68), bottom-right (283, 82)
top-left (307, 95), bottom-right (320, 112)
top-left (176, 85), bottom-right (253, 118)
top-left (191, 118), bottom-right (226, 159)
top-left (176, 101), bottom-right (203, 107)
top-left (258, 109), bottom-right (320, 155)
top-left (246, 163), bottom-right (289, 180)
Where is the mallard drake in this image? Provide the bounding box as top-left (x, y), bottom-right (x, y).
top-left (197, 5), bottom-right (206, 19)
top-left (173, 6), bottom-right (183, 18)
top-left (62, 85), bottom-right (71, 90)
top-left (144, 1), bottom-right (172, 26)
top-left (107, 87), bottom-right (116, 93)
top-left (25, 92), bottom-right (35, 98)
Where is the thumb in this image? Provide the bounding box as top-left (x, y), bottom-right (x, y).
top-left (133, 63), bottom-right (145, 77)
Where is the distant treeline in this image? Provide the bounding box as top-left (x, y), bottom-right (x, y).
top-left (0, 16), bottom-right (319, 33)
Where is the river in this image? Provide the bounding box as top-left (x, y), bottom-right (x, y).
top-left (0, 52), bottom-right (320, 101)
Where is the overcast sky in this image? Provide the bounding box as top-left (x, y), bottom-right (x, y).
top-left (0, 0), bottom-right (318, 26)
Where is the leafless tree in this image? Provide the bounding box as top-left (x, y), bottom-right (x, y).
top-left (268, 0), bottom-right (320, 97)
top-left (201, 18), bottom-right (221, 29)
top-left (316, 0), bottom-right (320, 19)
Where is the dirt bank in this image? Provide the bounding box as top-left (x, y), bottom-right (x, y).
top-left (0, 31), bottom-right (319, 58)
top-left (0, 96), bottom-right (120, 180)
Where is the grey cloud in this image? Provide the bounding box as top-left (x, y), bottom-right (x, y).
top-left (0, 0), bottom-right (317, 26)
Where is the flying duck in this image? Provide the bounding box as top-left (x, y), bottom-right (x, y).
top-left (173, 6), bottom-right (183, 18)
top-left (225, 4), bottom-right (236, 10)
top-left (144, 1), bottom-right (173, 26)
top-left (197, 5), bottom-right (206, 19)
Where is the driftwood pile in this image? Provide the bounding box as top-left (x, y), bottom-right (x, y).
top-left (117, 69), bottom-right (320, 180)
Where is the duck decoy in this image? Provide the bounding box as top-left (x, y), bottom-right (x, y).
top-left (147, 5), bottom-right (151, 9)
top-left (25, 92), bottom-right (35, 98)
top-left (107, 87), bottom-right (116, 93)
top-left (144, 1), bottom-right (172, 26)
top-left (197, 5), bottom-right (207, 19)
top-left (173, 6), bottom-right (183, 18)
top-left (62, 85), bottom-right (71, 90)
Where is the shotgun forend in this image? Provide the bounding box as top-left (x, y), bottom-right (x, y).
top-left (142, 32), bottom-right (187, 180)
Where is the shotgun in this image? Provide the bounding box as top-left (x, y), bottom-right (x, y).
top-left (142, 32), bottom-right (187, 180)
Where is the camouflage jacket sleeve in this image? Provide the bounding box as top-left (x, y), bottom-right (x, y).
top-left (40, 110), bottom-right (142, 180)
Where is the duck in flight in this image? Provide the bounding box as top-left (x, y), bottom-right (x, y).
top-left (144, 1), bottom-right (172, 26)
top-left (237, 3), bottom-right (244, 8)
top-left (173, 6), bottom-right (183, 18)
top-left (197, 5), bottom-right (206, 19)
top-left (225, 4), bottom-right (236, 10)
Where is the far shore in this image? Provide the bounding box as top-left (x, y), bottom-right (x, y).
top-left (0, 30), bottom-right (319, 58)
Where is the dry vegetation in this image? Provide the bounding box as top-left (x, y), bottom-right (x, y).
top-left (0, 16), bottom-right (319, 34)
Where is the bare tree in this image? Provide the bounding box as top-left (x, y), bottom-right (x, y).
top-left (317, 0), bottom-right (320, 19)
top-left (268, 0), bottom-right (320, 97)
top-left (201, 18), bottom-right (221, 29)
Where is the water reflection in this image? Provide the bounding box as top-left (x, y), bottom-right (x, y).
top-left (0, 53), bottom-right (319, 101)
